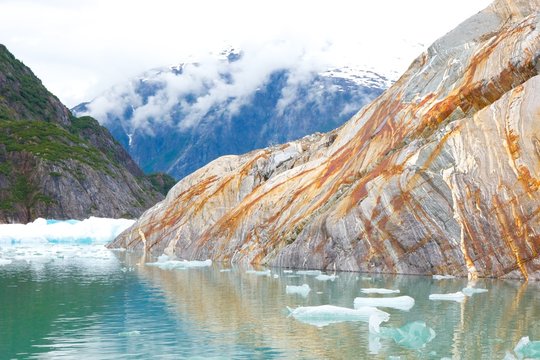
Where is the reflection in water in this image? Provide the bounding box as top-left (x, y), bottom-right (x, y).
top-left (0, 248), bottom-right (539, 359)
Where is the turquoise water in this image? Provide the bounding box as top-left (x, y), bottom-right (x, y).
top-left (1, 246), bottom-right (539, 359)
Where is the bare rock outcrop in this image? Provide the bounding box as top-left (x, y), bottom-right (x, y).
top-left (111, 0), bottom-right (540, 279)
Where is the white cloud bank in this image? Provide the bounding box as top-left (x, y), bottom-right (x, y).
top-left (83, 41), bottom-right (345, 132)
top-left (0, 0), bottom-right (492, 107)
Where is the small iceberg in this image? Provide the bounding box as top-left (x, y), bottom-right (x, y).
top-left (219, 269), bottom-right (231, 272)
top-left (462, 287), bottom-right (488, 296)
top-left (315, 274), bottom-right (337, 281)
top-left (0, 217), bottom-right (134, 246)
top-left (296, 270), bottom-right (322, 276)
top-left (433, 274), bottom-right (456, 280)
top-left (379, 321), bottom-right (436, 350)
top-left (513, 336), bottom-right (540, 359)
top-left (429, 291), bottom-right (466, 302)
top-left (287, 304), bottom-right (389, 329)
top-left (286, 284), bottom-right (311, 297)
top-left (354, 296), bottom-right (415, 311)
top-left (283, 270), bottom-right (294, 274)
top-left (361, 288), bottom-right (400, 294)
top-left (246, 269), bottom-right (271, 276)
top-left (146, 259), bottom-right (212, 269)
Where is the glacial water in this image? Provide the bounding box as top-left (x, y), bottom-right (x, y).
top-left (1, 221), bottom-right (539, 359)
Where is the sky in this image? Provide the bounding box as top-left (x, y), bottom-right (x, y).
top-left (0, 0), bottom-right (492, 108)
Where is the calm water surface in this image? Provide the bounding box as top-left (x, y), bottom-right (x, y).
top-left (0, 244), bottom-right (539, 359)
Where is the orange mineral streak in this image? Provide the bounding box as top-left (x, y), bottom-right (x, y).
top-left (112, 3), bottom-right (540, 278)
top-left (492, 196), bottom-right (530, 280)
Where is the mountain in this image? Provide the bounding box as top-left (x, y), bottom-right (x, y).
top-left (110, 0), bottom-right (540, 280)
top-left (0, 44), bottom-right (164, 223)
top-left (74, 49), bottom-right (389, 179)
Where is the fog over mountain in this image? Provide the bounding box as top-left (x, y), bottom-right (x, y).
top-left (75, 46), bottom-right (390, 178)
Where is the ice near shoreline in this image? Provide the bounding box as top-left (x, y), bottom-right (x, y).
top-left (0, 217), bottom-right (135, 267)
top-left (286, 284), bottom-right (311, 297)
top-left (146, 255), bottom-right (212, 269)
top-left (0, 217), bottom-right (135, 246)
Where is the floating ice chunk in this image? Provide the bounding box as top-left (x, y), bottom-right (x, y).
top-left (220, 269), bottom-right (231, 272)
top-left (513, 336), bottom-right (540, 359)
top-left (287, 304), bottom-right (389, 328)
top-left (361, 288), bottom-right (400, 294)
top-left (462, 287), bottom-right (488, 296)
top-left (157, 254), bottom-right (170, 262)
top-left (286, 284), bottom-right (311, 297)
top-left (503, 352), bottom-right (517, 360)
top-left (283, 270), bottom-right (294, 274)
top-left (368, 333), bottom-right (382, 354)
top-left (246, 269), bottom-right (271, 276)
top-left (432, 274), bottom-right (456, 280)
top-left (315, 274), bottom-right (337, 281)
top-left (429, 291), bottom-right (466, 302)
top-left (273, 274), bottom-right (279, 279)
top-left (146, 259), bottom-right (212, 269)
top-left (296, 270), bottom-right (322, 276)
top-left (354, 296), bottom-right (415, 311)
top-left (0, 217), bottom-right (134, 245)
top-left (368, 312), bottom-right (390, 334)
top-left (0, 258), bottom-right (12, 266)
top-left (118, 330), bottom-right (141, 336)
top-left (380, 321), bottom-right (436, 349)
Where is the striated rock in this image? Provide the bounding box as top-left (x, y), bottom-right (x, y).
top-left (110, 0), bottom-right (540, 280)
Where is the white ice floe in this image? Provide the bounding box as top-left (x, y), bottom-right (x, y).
top-left (0, 217), bottom-right (134, 246)
top-left (273, 274), bottom-right (280, 279)
top-left (296, 270), bottom-right (322, 276)
top-left (0, 217), bottom-right (136, 273)
top-left (283, 270), bottom-right (293, 274)
top-left (462, 287), bottom-right (488, 296)
top-left (315, 274), bottom-right (337, 281)
top-left (146, 259), bottom-right (212, 269)
top-left (379, 321), bottom-right (436, 349)
top-left (354, 296), bottom-right (415, 311)
top-left (246, 269), bottom-right (271, 276)
top-left (428, 291), bottom-right (466, 302)
top-left (220, 269), bottom-right (231, 272)
top-left (361, 288), bottom-right (400, 294)
top-left (432, 274), bottom-right (456, 280)
top-left (287, 304), bottom-right (390, 329)
top-left (512, 336), bottom-right (540, 359)
top-left (286, 284), bottom-right (311, 297)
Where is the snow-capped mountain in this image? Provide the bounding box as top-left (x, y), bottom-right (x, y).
top-left (74, 48), bottom-right (390, 179)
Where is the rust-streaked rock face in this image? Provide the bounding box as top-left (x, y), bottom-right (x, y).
top-left (110, 0), bottom-right (540, 280)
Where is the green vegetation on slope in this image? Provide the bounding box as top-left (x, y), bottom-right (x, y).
top-left (147, 173), bottom-right (177, 195)
top-left (0, 120), bottom-right (109, 170)
top-left (0, 44), bottom-right (64, 123)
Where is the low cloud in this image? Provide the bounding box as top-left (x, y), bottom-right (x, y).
top-left (82, 39), bottom-right (337, 133)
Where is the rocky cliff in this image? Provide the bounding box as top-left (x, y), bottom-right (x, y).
top-left (0, 45), bottom-right (163, 223)
top-left (110, 0), bottom-right (540, 280)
